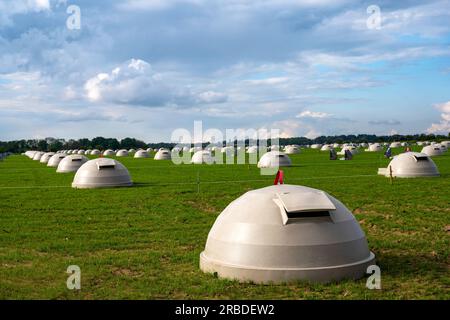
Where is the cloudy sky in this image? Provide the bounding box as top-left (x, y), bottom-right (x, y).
top-left (1, 0), bottom-right (450, 142)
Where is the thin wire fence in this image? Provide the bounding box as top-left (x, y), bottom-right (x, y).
top-left (0, 153), bottom-right (448, 191)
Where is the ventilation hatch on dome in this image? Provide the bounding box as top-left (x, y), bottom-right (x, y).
top-left (274, 191), bottom-right (336, 225)
top-left (414, 155), bottom-right (429, 161)
top-left (97, 159), bottom-right (116, 170)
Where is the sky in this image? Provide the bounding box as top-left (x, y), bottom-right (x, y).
top-left (0, 0), bottom-right (449, 142)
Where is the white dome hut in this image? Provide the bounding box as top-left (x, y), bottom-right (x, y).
top-left (25, 151), bottom-right (37, 158)
top-left (365, 143), bottom-right (382, 152)
top-left (47, 154), bottom-right (67, 167)
top-left (116, 149), bottom-right (129, 157)
top-left (338, 146), bottom-right (358, 155)
top-left (154, 149), bottom-right (171, 160)
top-left (270, 145), bottom-right (280, 151)
top-left (90, 149), bottom-right (101, 155)
top-left (378, 152), bottom-right (439, 178)
top-left (284, 146), bottom-right (300, 154)
top-left (246, 146), bottom-right (259, 154)
top-left (72, 158), bottom-right (132, 189)
top-left (191, 150), bottom-right (214, 164)
top-left (200, 184), bottom-right (375, 283)
top-left (56, 155), bottom-right (89, 173)
top-left (103, 149), bottom-right (116, 157)
top-left (421, 145), bottom-right (443, 157)
top-left (257, 151), bottom-right (292, 168)
top-left (221, 146), bottom-right (235, 156)
top-left (32, 152), bottom-right (45, 161)
top-left (134, 150), bottom-right (149, 158)
top-left (39, 152), bottom-right (55, 164)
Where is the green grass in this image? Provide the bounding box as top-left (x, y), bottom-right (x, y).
top-left (0, 147), bottom-right (449, 299)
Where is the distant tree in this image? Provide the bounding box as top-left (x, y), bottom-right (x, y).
top-left (78, 138), bottom-right (91, 149)
top-left (120, 137), bottom-right (147, 149)
top-left (91, 137), bottom-right (106, 149)
top-left (49, 140), bottom-right (63, 152)
top-left (37, 140), bottom-right (48, 151)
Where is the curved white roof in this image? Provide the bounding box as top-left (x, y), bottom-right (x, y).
top-left (320, 145), bottom-right (332, 151)
top-left (47, 153), bottom-right (67, 167)
top-left (270, 145), bottom-right (280, 151)
top-left (77, 150), bottom-right (85, 155)
top-left (25, 151), bottom-right (37, 158)
top-left (366, 144), bottom-right (382, 152)
top-left (191, 150), bottom-right (214, 164)
top-left (103, 149), bottom-right (116, 156)
top-left (284, 146), bottom-right (300, 154)
top-left (32, 152), bottom-right (44, 161)
top-left (56, 154), bottom-right (89, 173)
top-left (220, 146), bottom-right (235, 156)
top-left (90, 149), bottom-right (101, 155)
top-left (257, 151), bottom-right (292, 168)
top-left (116, 149), bottom-right (129, 157)
top-left (128, 149), bottom-right (136, 153)
top-left (338, 146), bottom-right (359, 155)
top-left (154, 149), bottom-right (171, 160)
top-left (72, 158), bottom-right (132, 188)
top-left (134, 150), bottom-right (149, 158)
top-left (390, 142), bottom-right (402, 148)
top-left (200, 184), bottom-right (375, 283)
top-left (421, 145), bottom-right (443, 157)
top-left (246, 146), bottom-right (259, 154)
top-left (40, 152), bottom-right (55, 164)
top-left (378, 152), bottom-right (439, 178)
top-left (310, 144), bottom-right (322, 149)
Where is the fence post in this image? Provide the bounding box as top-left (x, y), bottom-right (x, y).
top-left (197, 170), bottom-right (200, 194)
top-left (389, 166), bottom-right (393, 185)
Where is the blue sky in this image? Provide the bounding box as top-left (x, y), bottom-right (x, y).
top-left (0, 0), bottom-right (450, 142)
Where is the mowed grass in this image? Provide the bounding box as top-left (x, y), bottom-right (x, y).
top-left (0, 147), bottom-right (449, 300)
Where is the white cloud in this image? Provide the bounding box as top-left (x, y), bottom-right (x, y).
top-left (196, 91), bottom-right (228, 103)
top-left (0, 0), bottom-right (51, 27)
top-left (296, 110), bottom-right (332, 118)
top-left (245, 77), bottom-right (289, 85)
top-left (305, 129), bottom-right (322, 139)
top-left (389, 129), bottom-right (399, 136)
top-left (84, 58), bottom-right (227, 107)
top-left (427, 101), bottom-right (450, 134)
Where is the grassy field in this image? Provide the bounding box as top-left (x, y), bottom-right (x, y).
top-left (0, 146), bottom-right (449, 299)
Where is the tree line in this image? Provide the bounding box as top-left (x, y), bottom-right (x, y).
top-left (0, 133), bottom-right (448, 153)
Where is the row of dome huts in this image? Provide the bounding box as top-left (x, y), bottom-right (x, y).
top-left (23, 138), bottom-right (447, 190)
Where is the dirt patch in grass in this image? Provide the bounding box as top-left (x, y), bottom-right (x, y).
top-left (111, 267), bottom-right (144, 278)
top-left (186, 200), bottom-right (218, 214)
